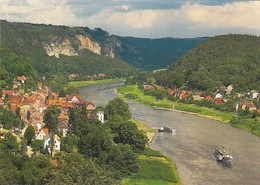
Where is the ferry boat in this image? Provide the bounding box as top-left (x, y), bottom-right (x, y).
top-left (158, 126), bottom-right (176, 133)
top-left (213, 148), bottom-right (233, 166)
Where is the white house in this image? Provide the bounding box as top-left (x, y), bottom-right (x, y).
top-left (36, 128), bottom-right (48, 140)
top-left (97, 111), bottom-right (104, 123)
top-left (43, 134), bottom-right (60, 153)
top-left (249, 90), bottom-right (258, 99)
top-left (215, 93), bottom-right (223, 99)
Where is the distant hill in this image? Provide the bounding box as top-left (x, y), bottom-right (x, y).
top-left (154, 34), bottom-right (260, 92)
top-left (0, 20), bottom-right (134, 89)
top-left (83, 28), bottom-right (208, 71)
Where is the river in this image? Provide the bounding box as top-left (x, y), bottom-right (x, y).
top-left (80, 82), bottom-right (260, 185)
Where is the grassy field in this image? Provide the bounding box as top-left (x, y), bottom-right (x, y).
top-left (123, 148), bottom-right (181, 185)
top-left (68, 78), bottom-right (126, 88)
top-left (118, 85), bottom-right (259, 136)
top-left (124, 120), bottom-right (181, 185)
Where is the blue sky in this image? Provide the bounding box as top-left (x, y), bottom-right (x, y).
top-left (1, 0), bottom-right (259, 38)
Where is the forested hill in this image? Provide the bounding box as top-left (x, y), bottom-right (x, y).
top-left (83, 29), bottom-right (208, 71)
top-left (154, 34), bottom-right (260, 92)
top-left (0, 20), bottom-right (134, 89)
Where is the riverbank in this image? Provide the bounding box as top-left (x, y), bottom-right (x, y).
top-left (117, 85), bottom-right (260, 136)
top-left (68, 78), bottom-right (126, 88)
top-left (123, 119), bottom-right (181, 185)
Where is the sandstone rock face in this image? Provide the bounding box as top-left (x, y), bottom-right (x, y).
top-left (43, 39), bottom-right (77, 58)
top-left (76, 35), bottom-right (101, 55)
top-left (43, 35), bottom-right (117, 59)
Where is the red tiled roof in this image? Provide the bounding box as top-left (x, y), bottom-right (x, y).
top-left (37, 89), bottom-right (48, 94)
top-left (37, 83), bottom-right (42, 88)
top-left (2, 90), bottom-right (14, 96)
top-left (8, 95), bottom-right (24, 104)
top-left (17, 76), bottom-right (27, 81)
top-left (42, 128), bottom-right (49, 134)
top-left (168, 89), bottom-right (174, 95)
top-left (205, 95), bottom-right (212, 100)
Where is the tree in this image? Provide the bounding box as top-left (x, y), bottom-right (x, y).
top-left (0, 132), bottom-right (19, 153)
top-left (109, 121), bottom-right (148, 152)
top-left (44, 105), bottom-right (60, 134)
top-left (99, 144), bottom-right (139, 177)
top-left (105, 97), bottom-right (131, 121)
top-left (30, 139), bottom-right (43, 154)
top-left (43, 105), bottom-right (60, 155)
top-left (24, 125), bottom-right (35, 145)
top-left (61, 135), bottom-right (78, 153)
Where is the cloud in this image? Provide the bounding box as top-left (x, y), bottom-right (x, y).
top-left (0, 0), bottom-right (82, 26)
top-left (1, 0), bottom-right (259, 38)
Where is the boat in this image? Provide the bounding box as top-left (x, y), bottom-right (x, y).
top-left (158, 126), bottom-right (176, 133)
top-left (213, 148), bottom-right (233, 166)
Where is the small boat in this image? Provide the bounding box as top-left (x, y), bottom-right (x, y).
top-left (158, 126), bottom-right (176, 133)
top-left (213, 148), bottom-right (233, 166)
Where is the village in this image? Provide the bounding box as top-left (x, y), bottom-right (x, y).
top-left (0, 75), bottom-right (105, 157)
top-left (143, 84), bottom-right (260, 114)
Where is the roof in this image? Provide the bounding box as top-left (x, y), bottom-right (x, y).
top-left (17, 76), bottom-right (27, 81)
top-left (37, 83), bottom-right (42, 88)
top-left (66, 93), bottom-right (81, 101)
top-left (8, 95), bottom-right (24, 104)
top-left (42, 128), bottom-right (49, 134)
top-left (2, 90), bottom-right (14, 96)
top-left (0, 99), bottom-right (4, 104)
top-left (168, 89), bottom-right (174, 95)
top-left (144, 85), bottom-right (155, 90)
top-left (51, 160), bottom-right (59, 167)
top-left (205, 95), bottom-right (212, 100)
top-left (37, 89), bottom-right (48, 94)
top-left (58, 114), bottom-right (69, 119)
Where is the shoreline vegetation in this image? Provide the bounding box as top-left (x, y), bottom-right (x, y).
top-left (68, 78), bottom-right (126, 88)
top-left (123, 119), bottom-right (181, 185)
top-left (116, 85), bottom-right (260, 137)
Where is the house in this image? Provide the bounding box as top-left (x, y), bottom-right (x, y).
top-left (97, 111), bottom-right (104, 123)
top-left (43, 134), bottom-right (61, 154)
top-left (226, 85), bottom-right (234, 94)
top-left (0, 99), bottom-right (4, 105)
top-left (37, 83), bottom-right (42, 89)
top-left (205, 95), bottom-right (213, 101)
top-left (192, 95), bottom-right (202, 101)
top-left (2, 90), bottom-right (14, 98)
top-left (36, 128), bottom-right (49, 140)
top-left (66, 93), bottom-right (81, 103)
top-left (168, 89), bottom-right (174, 96)
top-left (249, 90), bottom-right (258, 99)
top-left (98, 73), bottom-right (106, 77)
top-left (68, 73), bottom-right (77, 80)
top-left (13, 81), bottom-right (21, 89)
top-left (144, 85), bottom-right (155, 91)
top-left (92, 74), bottom-right (97, 78)
top-left (214, 98), bottom-right (223, 105)
top-left (17, 76), bottom-right (27, 84)
top-left (58, 122), bottom-right (69, 137)
top-left (7, 95), bottom-right (24, 105)
top-left (235, 101), bottom-right (257, 112)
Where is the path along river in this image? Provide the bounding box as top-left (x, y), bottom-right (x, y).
top-left (80, 82), bottom-right (260, 185)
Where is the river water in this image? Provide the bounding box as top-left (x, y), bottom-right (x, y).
top-left (80, 82), bottom-right (260, 185)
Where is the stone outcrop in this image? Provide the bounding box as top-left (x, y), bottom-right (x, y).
top-left (43, 39), bottom-right (77, 58)
top-left (43, 34), bottom-right (117, 59)
top-left (76, 35), bottom-right (101, 55)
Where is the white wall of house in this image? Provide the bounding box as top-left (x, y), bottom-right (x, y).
top-left (43, 136), bottom-right (60, 153)
top-left (97, 111), bottom-right (104, 123)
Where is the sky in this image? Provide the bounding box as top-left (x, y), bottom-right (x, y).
top-left (1, 0), bottom-right (260, 38)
